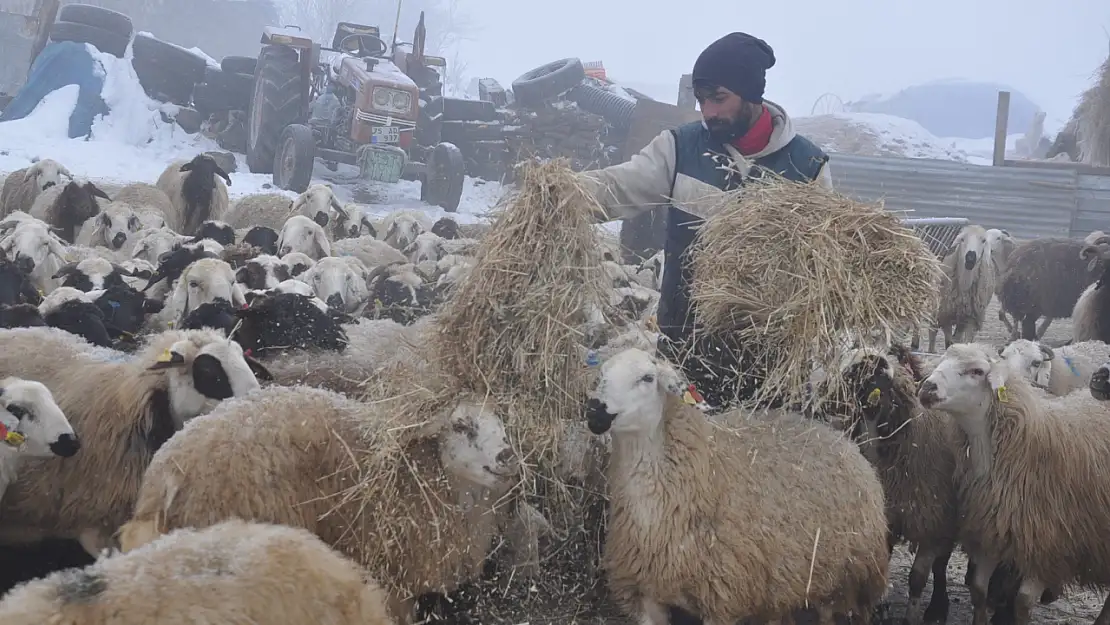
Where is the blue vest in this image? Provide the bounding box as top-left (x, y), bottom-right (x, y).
top-left (658, 121), bottom-right (829, 343)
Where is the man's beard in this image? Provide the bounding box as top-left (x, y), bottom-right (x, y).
top-left (705, 115), bottom-right (753, 143)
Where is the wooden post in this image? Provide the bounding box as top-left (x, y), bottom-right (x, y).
top-left (677, 73), bottom-right (695, 110)
top-left (993, 90), bottom-right (1011, 167)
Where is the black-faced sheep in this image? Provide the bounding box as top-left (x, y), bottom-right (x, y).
top-left (834, 346), bottom-right (960, 625)
top-left (0, 160), bottom-right (71, 218)
top-left (333, 202), bottom-right (377, 239)
top-left (51, 257), bottom-right (132, 292)
top-left (37, 287), bottom-right (115, 348)
top-left (277, 214), bottom-right (330, 260)
top-left (584, 347), bottom-right (889, 625)
top-left (0, 377), bottom-right (80, 497)
top-left (28, 179), bottom-right (110, 243)
top-left (281, 251), bottom-right (315, 276)
top-left (928, 224), bottom-right (995, 351)
top-left (189, 220), bottom-right (235, 247)
top-left (999, 339), bottom-right (1110, 396)
top-left (304, 255), bottom-right (369, 313)
top-left (118, 384), bottom-right (520, 624)
top-left (998, 237), bottom-right (1099, 340)
top-left (0, 304), bottom-right (45, 329)
top-left (0, 519), bottom-right (396, 625)
top-left (332, 235), bottom-right (406, 268)
top-left (93, 284), bottom-right (165, 343)
top-left (232, 291), bottom-right (348, 356)
top-left (0, 257), bottom-right (43, 308)
top-left (920, 343), bottom-right (1110, 625)
top-left (379, 209), bottom-right (431, 251)
top-left (234, 254), bottom-right (291, 290)
top-left (243, 225), bottom-right (279, 255)
top-left (430, 215), bottom-right (459, 239)
top-left (0, 327), bottom-right (270, 556)
top-left (75, 204), bottom-right (143, 251)
top-left (155, 154), bottom-right (232, 237)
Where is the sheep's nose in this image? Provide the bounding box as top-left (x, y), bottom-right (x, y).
top-left (13, 254), bottom-right (34, 274)
top-left (964, 251), bottom-right (977, 270)
top-left (49, 433), bottom-right (80, 458)
top-left (496, 447), bottom-right (517, 469)
top-left (112, 232), bottom-right (127, 249)
top-left (280, 246), bottom-right (291, 256)
top-left (326, 293), bottom-right (344, 309)
top-left (918, 380), bottom-right (939, 407)
top-left (313, 212), bottom-right (329, 227)
top-left (42, 181), bottom-right (55, 190)
top-left (585, 398), bottom-right (616, 434)
top-left (1091, 368), bottom-right (1110, 401)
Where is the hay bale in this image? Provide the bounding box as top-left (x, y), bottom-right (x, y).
top-left (689, 174), bottom-right (943, 409)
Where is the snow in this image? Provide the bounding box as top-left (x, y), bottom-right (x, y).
top-left (0, 41), bottom-right (501, 221)
top-left (189, 47), bottom-right (221, 69)
top-left (796, 112), bottom-right (975, 162)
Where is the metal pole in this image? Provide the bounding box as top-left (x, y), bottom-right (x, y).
top-left (390, 0), bottom-right (404, 52)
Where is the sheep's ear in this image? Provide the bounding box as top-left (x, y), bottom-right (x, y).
top-left (362, 217), bottom-right (376, 238)
top-left (127, 215), bottom-right (141, 231)
top-left (87, 183), bottom-right (110, 201)
top-left (21, 168), bottom-right (37, 182)
top-left (243, 354), bottom-right (273, 382)
top-left (142, 298), bottom-right (164, 314)
top-left (179, 162), bottom-right (194, 172)
top-left (98, 212), bottom-right (112, 227)
top-left (148, 348), bottom-right (187, 370)
top-left (385, 221), bottom-right (398, 240)
top-left (330, 195), bottom-right (344, 213)
top-left (214, 167), bottom-right (231, 186)
top-left (235, 266), bottom-right (249, 284)
top-left (1039, 344), bottom-right (1055, 361)
top-left (51, 262), bottom-right (79, 280)
top-left (987, 359), bottom-right (1011, 394)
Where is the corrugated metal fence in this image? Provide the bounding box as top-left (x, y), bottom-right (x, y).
top-left (827, 153), bottom-right (1110, 240)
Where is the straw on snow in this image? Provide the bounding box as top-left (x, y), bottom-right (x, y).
top-left (688, 173), bottom-right (943, 408)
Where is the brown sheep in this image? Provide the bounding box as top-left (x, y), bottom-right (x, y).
top-left (998, 237), bottom-right (1099, 340)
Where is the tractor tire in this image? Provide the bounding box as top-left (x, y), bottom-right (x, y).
top-left (49, 21), bottom-right (130, 58)
top-left (511, 58), bottom-right (585, 110)
top-left (422, 142), bottom-right (465, 212)
top-left (220, 55), bottom-right (257, 75)
top-left (131, 33), bottom-right (206, 104)
top-left (273, 124), bottom-right (315, 193)
top-left (247, 45), bottom-right (304, 175)
top-left (57, 4), bottom-right (133, 37)
top-left (441, 97), bottom-right (497, 122)
top-left (193, 67), bottom-right (252, 114)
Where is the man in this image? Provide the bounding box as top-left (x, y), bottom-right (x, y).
top-left (579, 32), bottom-right (833, 411)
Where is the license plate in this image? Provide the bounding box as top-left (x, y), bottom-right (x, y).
top-left (371, 126), bottom-right (400, 144)
top-left (358, 145), bottom-right (405, 183)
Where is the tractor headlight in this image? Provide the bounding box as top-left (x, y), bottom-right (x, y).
top-left (371, 87), bottom-right (412, 114)
top-left (372, 87), bottom-right (392, 107)
top-left (391, 91), bottom-right (411, 112)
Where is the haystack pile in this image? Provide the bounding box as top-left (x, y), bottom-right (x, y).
top-left (1077, 55), bottom-right (1110, 167)
top-left (689, 174), bottom-right (944, 409)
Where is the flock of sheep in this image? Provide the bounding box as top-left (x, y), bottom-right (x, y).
top-left (0, 149), bottom-right (1109, 625)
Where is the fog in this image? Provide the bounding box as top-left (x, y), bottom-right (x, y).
top-left (456, 0), bottom-right (1109, 128)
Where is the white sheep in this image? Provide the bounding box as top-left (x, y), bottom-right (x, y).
top-left (75, 203), bottom-right (143, 252)
top-left (999, 339), bottom-right (1110, 396)
top-left (225, 192), bottom-right (295, 231)
top-left (928, 224), bottom-right (995, 351)
top-left (986, 228), bottom-right (1019, 337)
top-left (291, 183), bottom-right (343, 227)
top-left (29, 178), bottom-right (111, 243)
top-left (0, 326), bottom-right (269, 556)
top-left (0, 519), bottom-right (396, 625)
top-left (0, 220), bottom-right (69, 294)
top-left (277, 214), bottom-right (331, 260)
top-left (0, 159), bottom-right (71, 217)
top-left (49, 257), bottom-right (133, 293)
top-left (110, 181), bottom-right (174, 216)
top-left (332, 235), bottom-right (406, 269)
top-left (919, 343), bottom-right (1110, 625)
top-left (126, 227), bottom-right (188, 265)
top-left (0, 377), bottom-right (80, 499)
top-left (600, 259), bottom-right (633, 288)
top-left (117, 258), bottom-right (155, 290)
top-left (234, 254), bottom-right (291, 291)
top-left (281, 251), bottom-right (315, 277)
top-left (632, 250), bottom-right (664, 290)
top-left (155, 154), bottom-right (231, 237)
top-left (303, 256), bottom-right (370, 313)
top-left (148, 258), bottom-right (246, 331)
top-left (332, 202), bottom-right (378, 239)
top-left (584, 347), bottom-right (889, 625)
top-left (379, 209), bottom-right (431, 251)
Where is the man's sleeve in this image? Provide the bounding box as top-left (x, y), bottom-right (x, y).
top-left (577, 130), bottom-right (678, 222)
top-left (815, 159), bottom-right (834, 191)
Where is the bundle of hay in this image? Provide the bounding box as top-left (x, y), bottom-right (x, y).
top-left (1077, 54), bottom-right (1110, 167)
top-left (689, 174), bottom-right (943, 409)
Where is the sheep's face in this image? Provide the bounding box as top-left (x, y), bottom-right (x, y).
top-left (439, 400), bottom-right (518, 489)
top-left (281, 252), bottom-right (314, 277)
top-left (273, 278), bottom-right (315, 298)
top-left (54, 258), bottom-right (128, 292)
top-left (235, 255), bottom-right (291, 291)
top-left (131, 229), bottom-right (186, 265)
top-left (404, 232), bottom-right (446, 264)
top-left (998, 339), bottom-right (1053, 388)
top-left (430, 217), bottom-right (458, 240)
top-left (243, 226), bottom-right (280, 256)
top-left (98, 208), bottom-right (142, 250)
top-left (1091, 361), bottom-right (1110, 401)
top-left (148, 335), bottom-right (271, 425)
top-left (919, 343), bottom-right (1009, 416)
top-left (587, 347), bottom-right (684, 435)
top-left (837, 348), bottom-right (901, 448)
top-left (178, 259), bottom-right (244, 320)
top-left (295, 184), bottom-right (341, 227)
top-left (952, 225), bottom-right (990, 272)
top-left (278, 216), bottom-right (330, 260)
top-left (306, 257), bottom-right (367, 313)
top-left (383, 216), bottom-right (423, 251)
top-left (372, 273), bottom-right (433, 324)
top-left (0, 377), bottom-right (79, 458)
top-left (3, 223), bottom-right (67, 277)
top-left (0, 303), bottom-right (45, 328)
top-left (24, 159), bottom-right (68, 192)
top-left (194, 221), bottom-right (235, 247)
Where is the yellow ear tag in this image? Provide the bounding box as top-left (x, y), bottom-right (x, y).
top-left (996, 386), bottom-right (1008, 403)
top-left (36, 289), bottom-right (44, 297)
top-left (867, 388), bottom-right (881, 406)
top-left (682, 389), bottom-right (697, 405)
top-left (167, 321), bottom-right (175, 328)
top-left (157, 349), bottom-right (174, 363)
top-left (5, 431), bottom-right (25, 446)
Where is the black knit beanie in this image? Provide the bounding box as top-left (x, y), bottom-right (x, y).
top-left (691, 32), bottom-right (777, 103)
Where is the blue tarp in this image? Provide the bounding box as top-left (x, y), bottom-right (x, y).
top-left (0, 41), bottom-right (108, 139)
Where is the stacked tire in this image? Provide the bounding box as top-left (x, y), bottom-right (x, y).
top-left (193, 56), bottom-right (256, 117)
top-left (510, 58), bottom-right (586, 110)
top-left (131, 33), bottom-right (207, 107)
top-left (48, 4), bottom-right (133, 58)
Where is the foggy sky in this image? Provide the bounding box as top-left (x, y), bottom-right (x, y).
top-left (456, 0), bottom-right (1109, 130)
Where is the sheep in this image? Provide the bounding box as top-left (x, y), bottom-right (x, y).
top-left (332, 234), bottom-right (406, 268)
top-left (631, 249), bottom-right (663, 290)
top-left (116, 259), bottom-right (155, 290)
top-left (110, 181), bottom-right (174, 216)
top-left (379, 209), bottom-right (431, 250)
top-left (0, 377), bottom-right (80, 498)
top-left (149, 258), bottom-right (246, 330)
top-left (927, 224), bottom-right (994, 352)
top-left (234, 254), bottom-right (291, 290)
top-left (583, 347), bottom-right (888, 625)
top-left (189, 219), bottom-right (235, 246)
top-left (430, 215), bottom-right (459, 239)
top-left (140, 245), bottom-right (218, 304)
top-left (0, 519), bottom-right (396, 625)
top-left (0, 160), bottom-right (72, 218)
top-left (0, 327), bottom-right (270, 556)
top-left (118, 384), bottom-right (519, 624)
top-left (155, 154), bottom-right (231, 237)
top-left (366, 263), bottom-right (435, 325)
top-left (28, 179), bottom-right (110, 243)
top-left (304, 256), bottom-right (370, 313)
top-left (402, 232), bottom-right (479, 264)
top-left (37, 287), bottom-right (115, 347)
top-left (290, 183), bottom-right (342, 227)
top-left (281, 251), bottom-right (315, 277)
top-left (986, 229), bottom-right (1019, 337)
top-left (1071, 234), bottom-right (1110, 343)
top-left (999, 339), bottom-right (1110, 396)
top-left (919, 342), bottom-right (1110, 625)
top-left (998, 236), bottom-right (1100, 341)
top-left (126, 227), bottom-right (187, 265)
top-left (242, 225), bottom-right (279, 255)
top-left (228, 291), bottom-right (348, 356)
top-left (226, 192), bottom-right (295, 231)
top-left (0, 257), bottom-right (43, 308)
top-left (0, 304), bottom-right (45, 329)
top-left (277, 214), bottom-right (331, 260)
top-left (1091, 358), bottom-right (1110, 400)
top-left (834, 346), bottom-right (960, 625)
top-left (51, 257), bottom-right (133, 292)
top-left (333, 202), bottom-right (377, 239)
top-left (74, 204), bottom-right (143, 251)
top-left (600, 259), bottom-right (633, 288)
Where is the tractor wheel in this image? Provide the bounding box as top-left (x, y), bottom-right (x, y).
top-left (422, 142), bottom-right (465, 212)
top-left (511, 58), bottom-right (585, 110)
top-left (56, 4), bottom-right (133, 38)
top-left (220, 55), bottom-right (257, 75)
top-left (49, 21), bottom-right (130, 58)
top-left (273, 124), bottom-right (315, 193)
top-left (247, 45), bottom-right (303, 174)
